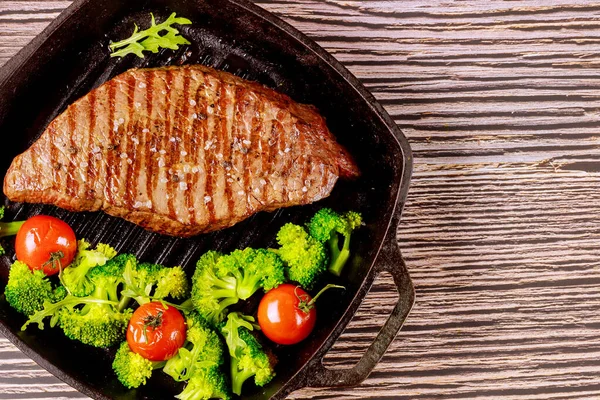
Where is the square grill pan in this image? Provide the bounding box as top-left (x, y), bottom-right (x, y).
top-left (0, 0), bottom-right (415, 399)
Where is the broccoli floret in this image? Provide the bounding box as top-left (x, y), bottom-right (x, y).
top-left (191, 251), bottom-right (239, 326)
top-left (164, 311), bottom-right (232, 399)
top-left (217, 248), bottom-right (285, 300)
top-left (23, 291), bottom-right (130, 347)
top-left (101, 252), bottom-right (138, 277)
top-left (307, 208), bottom-right (363, 276)
top-left (22, 257), bottom-right (135, 347)
top-left (90, 253), bottom-right (136, 303)
top-left (16, 246), bottom-right (188, 349)
top-left (163, 311), bottom-right (226, 382)
top-left (0, 206), bottom-right (25, 255)
top-left (21, 291), bottom-right (119, 330)
top-left (59, 304), bottom-right (132, 348)
top-left (121, 260), bottom-right (190, 307)
top-left (112, 341), bottom-right (164, 389)
top-left (4, 260), bottom-right (67, 316)
top-left (175, 366), bottom-right (232, 400)
top-left (191, 248), bottom-right (285, 326)
top-left (61, 239), bottom-right (118, 296)
top-left (274, 223), bottom-right (328, 290)
top-left (56, 254), bottom-right (141, 347)
top-left (222, 324), bottom-right (276, 396)
top-left (154, 265), bottom-right (190, 300)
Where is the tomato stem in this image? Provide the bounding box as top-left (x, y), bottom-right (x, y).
top-left (296, 284), bottom-right (345, 314)
top-left (43, 251), bottom-right (64, 270)
top-left (48, 251), bottom-right (71, 293)
top-left (142, 310), bottom-right (164, 343)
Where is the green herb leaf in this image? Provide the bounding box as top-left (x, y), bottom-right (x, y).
top-left (109, 12), bottom-right (191, 58)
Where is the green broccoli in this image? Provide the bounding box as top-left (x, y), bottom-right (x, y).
top-left (59, 253), bottom-right (190, 347)
top-left (21, 291), bottom-right (122, 331)
top-left (4, 260), bottom-right (67, 316)
top-left (191, 248), bottom-right (285, 326)
top-left (221, 320), bottom-right (276, 396)
top-left (21, 255), bottom-right (137, 347)
top-left (84, 252), bottom-right (137, 309)
top-left (89, 253), bottom-right (135, 300)
top-left (154, 264), bottom-right (190, 300)
top-left (163, 311), bottom-right (232, 400)
top-left (58, 255), bottom-right (137, 347)
top-left (59, 304), bottom-right (132, 348)
top-left (216, 248), bottom-right (285, 300)
top-left (273, 223), bottom-right (328, 290)
top-left (163, 311), bottom-right (226, 382)
top-left (307, 208), bottom-right (363, 277)
top-left (0, 206), bottom-right (25, 255)
top-left (112, 341), bottom-right (165, 389)
top-left (121, 260), bottom-right (190, 307)
top-left (175, 366), bottom-right (232, 400)
top-left (61, 239), bottom-right (118, 296)
top-left (10, 238), bottom-right (189, 350)
top-left (191, 251), bottom-right (239, 326)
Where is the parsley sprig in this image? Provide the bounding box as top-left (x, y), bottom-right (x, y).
top-left (109, 12), bottom-right (192, 58)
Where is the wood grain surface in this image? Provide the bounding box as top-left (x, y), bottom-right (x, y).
top-left (1, 0), bottom-right (600, 399)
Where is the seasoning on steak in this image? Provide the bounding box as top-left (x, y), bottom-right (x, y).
top-left (3, 64), bottom-right (360, 237)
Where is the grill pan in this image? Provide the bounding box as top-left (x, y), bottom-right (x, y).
top-left (0, 0), bottom-right (415, 399)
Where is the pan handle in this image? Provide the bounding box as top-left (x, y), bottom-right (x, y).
top-left (302, 228), bottom-right (415, 388)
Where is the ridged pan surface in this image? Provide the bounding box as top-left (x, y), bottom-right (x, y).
top-left (0, 0), bottom-right (414, 399)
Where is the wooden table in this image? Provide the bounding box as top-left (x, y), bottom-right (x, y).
top-left (2, 1), bottom-right (600, 399)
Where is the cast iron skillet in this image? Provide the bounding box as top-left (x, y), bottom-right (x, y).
top-left (0, 0), bottom-right (415, 399)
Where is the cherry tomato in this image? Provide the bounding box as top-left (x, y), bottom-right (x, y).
top-left (15, 215), bottom-right (77, 276)
top-left (126, 302), bottom-right (186, 361)
top-left (257, 283), bottom-right (317, 345)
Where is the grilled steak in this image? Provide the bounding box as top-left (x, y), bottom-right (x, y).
top-left (3, 64), bottom-right (360, 237)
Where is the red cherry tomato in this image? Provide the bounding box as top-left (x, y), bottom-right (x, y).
top-left (15, 215), bottom-right (77, 276)
top-left (126, 302), bottom-right (186, 361)
top-left (257, 283), bottom-right (317, 345)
